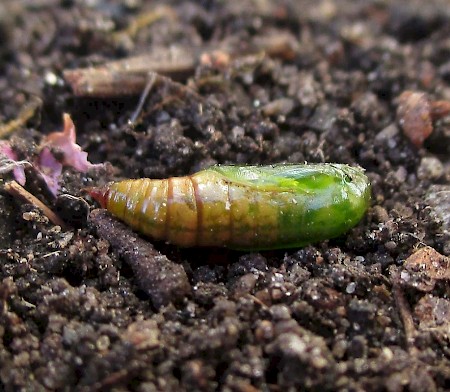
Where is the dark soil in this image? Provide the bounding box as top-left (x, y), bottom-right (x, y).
top-left (1, 1), bottom-right (450, 391)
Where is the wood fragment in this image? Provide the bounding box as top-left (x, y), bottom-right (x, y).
top-left (392, 281), bottom-right (418, 355)
top-left (64, 47), bottom-right (198, 97)
top-left (129, 72), bottom-right (157, 125)
top-left (248, 294), bottom-right (270, 311)
top-left (4, 180), bottom-right (67, 229)
top-left (112, 5), bottom-right (177, 42)
top-left (64, 31), bottom-right (301, 98)
top-left (0, 96), bottom-right (42, 139)
top-left (93, 369), bottom-right (132, 391)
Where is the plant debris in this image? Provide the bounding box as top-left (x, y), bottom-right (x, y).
top-left (4, 180), bottom-right (66, 228)
top-left (42, 113), bottom-right (102, 174)
top-left (0, 95), bottom-right (42, 139)
top-left (1, 113), bottom-right (102, 196)
top-left (0, 141), bottom-right (28, 185)
top-left (1, 0), bottom-right (450, 390)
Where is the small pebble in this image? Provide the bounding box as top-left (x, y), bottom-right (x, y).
top-left (372, 205), bottom-right (389, 223)
top-left (375, 124), bottom-right (399, 142)
top-left (346, 282), bottom-right (356, 294)
top-left (400, 270), bottom-right (410, 282)
top-left (417, 156), bottom-right (443, 181)
top-left (396, 91), bottom-right (432, 147)
top-left (393, 166), bottom-right (407, 183)
top-left (262, 98), bottom-right (295, 117)
top-left (270, 304), bottom-right (291, 320)
top-left (384, 241), bottom-right (397, 251)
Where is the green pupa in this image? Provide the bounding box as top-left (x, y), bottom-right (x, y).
top-left (89, 164), bottom-right (371, 250)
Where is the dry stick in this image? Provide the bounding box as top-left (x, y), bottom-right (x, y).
top-left (93, 369), bottom-right (132, 391)
top-left (248, 294), bottom-right (270, 311)
top-left (128, 72), bottom-right (157, 125)
top-left (63, 46), bottom-right (198, 97)
top-left (392, 281), bottom-right (418, 355)
top-left (140, 72), bottom-right (211, 117)
top-left (64, 32), bottom-right (299, 98)
top-left (125, 71), bottom-right (212, 123)
top-left (112, 5), bottom-right (177, 42)
top-left (4, 181), bottom-right (67, 229)
top-left (0, 96), bottom-right (42, 139)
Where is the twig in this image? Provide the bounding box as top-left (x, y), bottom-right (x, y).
top-left (248, 294), bottom-right (270, 311)
top-left (4, 180), bottom-right (67, 229)
top-left (112, 5), bottom-right (177, 42)
top-left (129, 72), bottom-right (157, 125)
top-left (64, 47), bottom-right (197, 97)
top-left (93, 369), bottom-right (131, 391)
top-left (64, 31), bottom-right (300, 98)
top-left (392, 281), bottom-right (418, 355)
top-left (0, 96), bottom-right (42, 139)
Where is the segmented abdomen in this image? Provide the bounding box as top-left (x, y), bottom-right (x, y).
top-left (105, 173), bottom-right (277, 248)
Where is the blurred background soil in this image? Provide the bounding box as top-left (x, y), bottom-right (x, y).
top-left (0, 0), bottom-right (450, 391)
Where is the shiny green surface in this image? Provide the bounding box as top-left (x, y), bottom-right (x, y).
top-left (101, 164), bottom-right (371, 250)
top-left (208, 164), bottom-right (371, 250)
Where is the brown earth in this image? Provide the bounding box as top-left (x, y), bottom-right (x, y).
top-left (1, 1), bottom-right (450, 391)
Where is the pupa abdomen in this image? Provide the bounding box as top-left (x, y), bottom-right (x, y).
top-left (90, 164), bottom-right (371, 250)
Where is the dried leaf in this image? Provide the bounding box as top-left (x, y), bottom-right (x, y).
top-left (43, 113), bottom-right (101, 173)
top-left (0, 140), bottom-right (28, 185)
top-left (35, 148), bottom-right (63, 196)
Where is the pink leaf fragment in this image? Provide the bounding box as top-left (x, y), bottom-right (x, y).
top-left (43, 113), bottom-right (102, 173)
top-left (35, 113), bottom-right (104, 196)
top-left (1, 114), bottom-right (103, 197)
top-left (35, 147), bottom-right (63, 197)
top-left (0, 141), bottom-right (28, 185)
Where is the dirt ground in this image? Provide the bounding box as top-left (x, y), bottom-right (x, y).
top-left (1, 0), bottom-right (450, 391)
